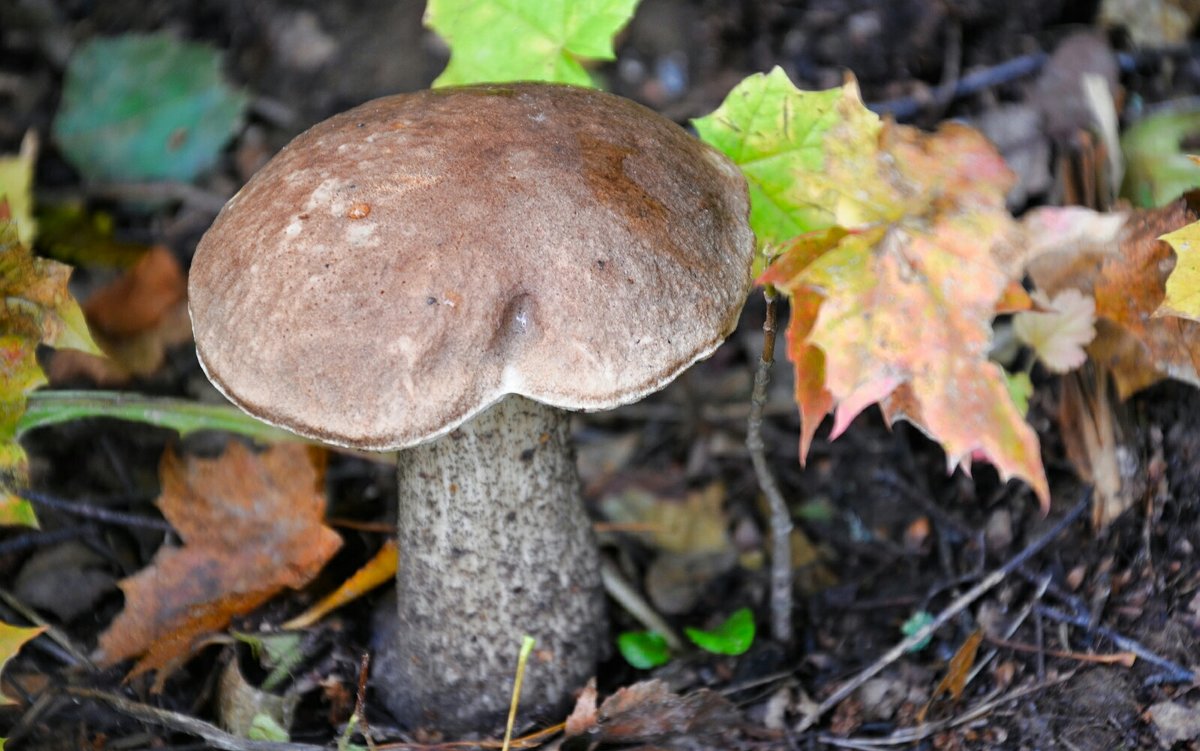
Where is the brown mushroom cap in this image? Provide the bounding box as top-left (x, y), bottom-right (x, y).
top-left (189, 83), bottom-right (754, 450)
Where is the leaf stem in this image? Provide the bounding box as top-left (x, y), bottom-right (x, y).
top-left (18, 390), bottom-right (296, 442)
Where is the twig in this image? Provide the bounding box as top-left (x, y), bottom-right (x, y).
top-left (0, 589), bottom-right (93, 668)
top-left (1035, 603), bottom-right (1196, 684)
top-left (746, 285), bottom-right (793, 645)
top-left (817, 672), bottom-right (1074, 747)
top-left (0, 526), bottom-right (87, 557)
top-left (599, 559), bottom-right (684, 650)
top-left (66, 687), bottom-right (325, 751)
top-left (794, 488), bottom-right (1091, 734)
top-left (985, 635), bottom-right (1135, 666)
top-left (20, 490), bottom-right (171, 532)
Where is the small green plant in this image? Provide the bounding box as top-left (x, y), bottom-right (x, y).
top-left (618, 607), bottom-right (756, 669)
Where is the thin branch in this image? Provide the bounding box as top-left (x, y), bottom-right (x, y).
top-left (794, 488), bottom-right (1092, 734)
top-left (599, 559), bottom-right (685, 650)
top-left (747, 285), bottom-right (793, 645)
top-left (20, 490), bottom-right (171, 532)
top-left (65, 687), bottom-right (325, 751)
top-left (1035, 603), bottom-right (1196, 684)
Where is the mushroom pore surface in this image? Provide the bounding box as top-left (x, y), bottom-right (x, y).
top-left (188, 82), bottom-right (754, 449)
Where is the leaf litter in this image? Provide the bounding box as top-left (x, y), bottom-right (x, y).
top-left (95, 442), bottom-right (341, 688)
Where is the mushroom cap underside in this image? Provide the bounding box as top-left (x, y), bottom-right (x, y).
top-left (189, 82), bottom-right (754, 450)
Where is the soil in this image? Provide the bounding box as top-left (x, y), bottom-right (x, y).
top-left (2, 0), bottom-right (1200, 749)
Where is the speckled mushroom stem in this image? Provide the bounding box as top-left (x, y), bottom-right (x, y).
top-left (372, 394), bottom-right (605, 733)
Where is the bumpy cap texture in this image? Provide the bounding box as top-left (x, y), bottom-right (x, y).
top-left (189, 82), bottom-right (754, 449)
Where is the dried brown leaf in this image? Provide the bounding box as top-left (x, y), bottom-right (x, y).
top-left (95, 443), bottom-right (341, 687)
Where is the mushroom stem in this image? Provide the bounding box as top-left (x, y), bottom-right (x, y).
top-left (372, 395), bottom-right (605, 733)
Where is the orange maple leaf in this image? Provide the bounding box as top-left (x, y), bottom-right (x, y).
top-left (95, 442), bottom-right (341, 687)
top-left (762, 122), bottom-right (1048, 505)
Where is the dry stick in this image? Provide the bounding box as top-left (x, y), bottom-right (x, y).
top-left (746, 285), bottom-right (792, 645)
top-left (818, 671), bottom-right (1075, 748)
top-left (20, 489), bottom-right (171, 532)
top-left (1035, 603), bottom-right (1196, 684)
top-left (599, 559), bottom-right (685, 650)
top-left (794, 488), bottom-right (1092, 735)
top-left (66, 687), bottom-right (324, 751)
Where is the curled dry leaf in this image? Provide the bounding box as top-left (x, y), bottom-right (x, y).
top-left (564, 679), bottom-right (739, 747)
top-left (95, 443), bottom-right (341, 687)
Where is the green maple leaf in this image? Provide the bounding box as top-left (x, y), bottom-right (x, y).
top-left (426, 0), bottom-right (639, 88)
top-left (693, 67), bottom-right (879, 273)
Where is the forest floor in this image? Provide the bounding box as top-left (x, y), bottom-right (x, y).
top-left (2, 0), bottom-right (1200, 749)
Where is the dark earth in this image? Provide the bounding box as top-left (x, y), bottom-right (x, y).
top-left (2, 0), bottom-right (1200, 748)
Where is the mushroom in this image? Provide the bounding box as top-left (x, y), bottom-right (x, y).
top-left (188, 82), bottom-right (753, 732)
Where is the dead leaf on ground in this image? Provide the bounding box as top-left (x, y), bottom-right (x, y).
top-left (95, 443), bottom-right (342, 688)
top-left (918, 630), bottom-right (983, 723)
top-left (1025, 201), bottom-right (1200, 397)
top-left (564, 679), bottom-right (739, 747)
top-left (48, 245), bottom-right (192, 385)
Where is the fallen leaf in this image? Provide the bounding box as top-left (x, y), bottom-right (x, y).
top-left (53, 33), bottom-right (246, 183)
top-left (564, 679), bottom-right (739, 745)
top-left (426, 0), bottom-right (639, 88)
top-left (1101, 0), bottom-right (1200, 47)
top-left (216, 658), bottom-right (297, 741)
top-left (732, 74), bottom-right (1046, 503)
top-left (1121, 104), bottom-right (1200, 208)
top-left (0, 621), bottom-right (45, 706)
top-left (565, 678), bottom-right (599, 736)
top-left (47, 245), bottom-right (191, 385)
top-left (1012, 289), bottom-right (1096, 373)
top-left (1145, 701), bottom-right (1200, 744)
top-left (918, 630), bottom-right (983, 722)
top-left (1027, 202), bottom-right (1200, 397)
top-left (1158, 220), bottom-right (1200, 321)
top-left (281, 540), bottom-right (396, 630)
top-left (95, 443), bottom-right (341, 687)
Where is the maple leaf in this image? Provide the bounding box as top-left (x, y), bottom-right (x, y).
top-left (693, 68), bottom-right (873, 273)
top-left (95, 443), bottom-right (341, 687)
top-left (1159, 220), bottom-right (1200, 321)
top-left (426, 0), bottom-right (639, 88)
top-left (0, 214), bottom-right (101, 526)
top-left (1012, 289), bottom-right (1097, 373)
top-left (1026, 202), bottom-right (1200, 398)
top-left (706, 72), bottom-right (1047, 503)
